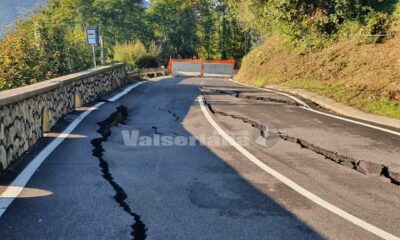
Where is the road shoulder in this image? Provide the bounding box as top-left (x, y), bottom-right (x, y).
top-left (265, 84), bottom-right (400, 130)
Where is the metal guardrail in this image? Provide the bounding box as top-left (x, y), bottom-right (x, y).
top-left (128, 67), bottom-right (168, 79)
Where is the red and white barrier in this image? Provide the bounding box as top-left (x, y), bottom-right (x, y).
top-left (168, 59), bottom-right (235, 78)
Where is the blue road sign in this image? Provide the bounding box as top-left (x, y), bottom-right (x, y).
top-left (86, 28), bottom-right (99, 45)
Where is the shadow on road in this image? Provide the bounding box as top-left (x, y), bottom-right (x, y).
top-left (0, 77), bottom-right (324, 239)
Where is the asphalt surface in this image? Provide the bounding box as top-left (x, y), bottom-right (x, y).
top-left (0, 77), bottom-right (399, 240)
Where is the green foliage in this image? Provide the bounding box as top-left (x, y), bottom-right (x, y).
top-left (146, 0), bottom-right (200, 60)
top-left (366, 12), bottom-right (391, 43)
top-left (114, 40), bottom-right (148, 70)
top-left (0, 21), bottom-right (38, 89)
top-left (137, 55), bottom-right (160, 69)
top-left (63, 27), bottom-right (92, 71)
top-left (147, 41), bottom-right (162, 57)
top-left (0, 0), bottom-right (147, 90)
top-left (0, 11), bottom-right (92, 90)
top-left (227, 0), bottom-right (399, 47)
top-left (0, 0), bottom-right (252, 90)
top-left (146, 0), bottom-right (252, 62)
top-left (236, 36), bottom-right (400, 119)
top-left (113, 40), bottom-right (162, 70)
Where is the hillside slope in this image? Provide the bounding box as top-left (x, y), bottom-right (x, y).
top-left (236, 37), bottom-right (400, 119)
top-left (0, 0), bottom-right (47, 37)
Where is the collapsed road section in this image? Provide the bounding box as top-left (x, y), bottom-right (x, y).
top-left (203, 93), bottom-right (400, 186)
top-left (201, 87), bottom-right (302, 107)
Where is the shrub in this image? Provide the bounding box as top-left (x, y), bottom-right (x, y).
top-left (366, 12), bottom-right (391, 43)
top-left (147, 41), bottom-right (161, 57)
top-left (0, 15), bottom-right (89, 90)
top-left (113, 40), bottom-right (147, 70)
top-left (136, 55), bottom-right (159, 69)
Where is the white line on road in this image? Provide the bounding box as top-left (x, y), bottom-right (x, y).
top-left (227, 79), bottom-right (400, 137)
top-left (198, 96), bottom-right (400, 240)
top-left (226, 79), bottom-right (311, 109)
top-left (0, 82), bottom-right (145, 218)
top-left (108, 82), bottom-right (146, 102)
top-left (303, 106), bottom-right (400, 137)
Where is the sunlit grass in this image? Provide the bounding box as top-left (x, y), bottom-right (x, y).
top-left (236, 36), bottom-right (400, 120)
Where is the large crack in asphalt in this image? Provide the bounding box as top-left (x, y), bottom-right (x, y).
top-left (205, 100), bottom-right (267, 139)
top-left (201, 87), bottom-right (301, 107)
top-left (203, 97), bottom-right (400, 186)
top-left (91, 106), bottom-right (147, 240)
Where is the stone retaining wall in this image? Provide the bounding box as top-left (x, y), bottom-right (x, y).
top-left (0, 64), bottom-right (128, 170)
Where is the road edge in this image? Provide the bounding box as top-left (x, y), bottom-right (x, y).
top-left (265, 84), bottom-right (400, 130)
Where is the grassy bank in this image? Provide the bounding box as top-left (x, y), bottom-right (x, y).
top-left (236, 37), bottom-right (400, 119)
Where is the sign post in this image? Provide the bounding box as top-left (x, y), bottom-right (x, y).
top-left (91, 45), bottom-right (96, 69)
top-left (86, 28), bottom-right (99, 69)
top-left (100, 36), bottom-right (105, 65)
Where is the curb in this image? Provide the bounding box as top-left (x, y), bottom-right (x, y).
top-left (265, 84), bottom-right (400, 130)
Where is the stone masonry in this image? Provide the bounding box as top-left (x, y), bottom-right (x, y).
top-left (0, 64), bottom-right (128, 170)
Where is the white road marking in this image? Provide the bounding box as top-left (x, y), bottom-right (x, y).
top-left (303, 107), bottom-right (400, 137)
top-left (227, 79), bottom-right (311, 109)
top-left (0, 82), bottom-right (145, 218)
top-left (108, 82), bottom-right (146, 102)
top-left (198, 96), bottom-right (400, 240)
top-left (227, 79), bottom-right (400, 137)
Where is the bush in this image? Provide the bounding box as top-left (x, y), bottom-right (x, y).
top-left (366, 12), bottom-right (391, 43)
top-left (228, 0), bottom-right (396, 46)
top-left (137, 55), bottom-right (159, 69)
top-left (147, 41), bottom-right (161, 57)
top-left (0, 15), bottom-right (91, 90)
top-left (113, 40), bottom-right (147, 70)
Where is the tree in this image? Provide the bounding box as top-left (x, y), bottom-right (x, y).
top-left (146, 0), bottom-right (199, 61)
top-left (0, 20), bottom-right (39, 89)
top-left (226, 0), bottom-right (396, 46)
top-left (0, 0), bottom-right (252, 90)
top-left (146, 0), bottom-right (252, 63)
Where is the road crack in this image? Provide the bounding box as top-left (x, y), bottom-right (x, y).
top-left (91, 106), bottom-right (147, 240)
top-left (201, 87), bottom-right (301, 106)
top-left (205, 101), bottom-right (267, 139)
top-left (158, 107), bottom-right (181, 121)
top-left (204, 98), bottom-right (400, 186)
top-left (152, 126), bottom-right (162, 135)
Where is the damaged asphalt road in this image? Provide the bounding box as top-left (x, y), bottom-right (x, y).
top-left (203, 95), bottom-right (400, 185)
top-left (0, 77), bottom-right (400, 239)
top-left (91, 106), bottom-right (147, 240)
